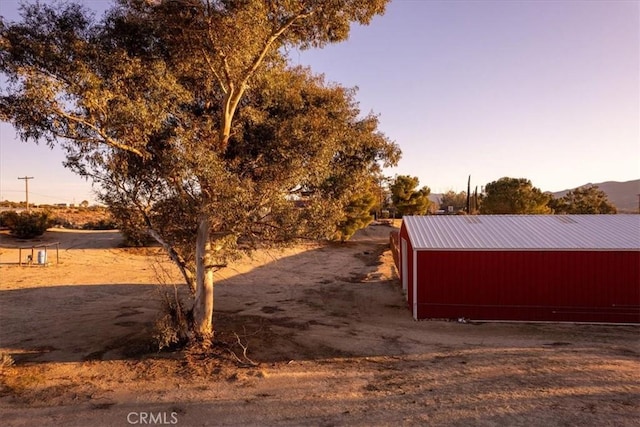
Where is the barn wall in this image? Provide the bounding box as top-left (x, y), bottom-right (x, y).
top-left (389, 231), bottom-right (400, 270)
top-left (415, 250), bottom-right (640, 323)
top-left (399, 224), bottom-right (415, 314)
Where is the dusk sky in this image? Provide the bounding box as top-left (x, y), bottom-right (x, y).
top-left (1, 0), bottom-right (638, 205)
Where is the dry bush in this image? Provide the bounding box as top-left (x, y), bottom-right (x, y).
top-left (152, 289), bottom-right (190, 351)
top-left (150, 258), bottom-right (191, 351)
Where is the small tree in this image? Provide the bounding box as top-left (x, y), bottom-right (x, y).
top-left (549, 185), bottom-right (617, 214)
top-left (390, 175), bottom-right (431, 216)
top-left (480, 177), bottom-right (551, 214)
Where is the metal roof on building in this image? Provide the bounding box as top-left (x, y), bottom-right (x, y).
top-left (402, 215), bottom-right (640, 251)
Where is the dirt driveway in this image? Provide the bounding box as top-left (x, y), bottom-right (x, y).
top-left (0, 226), bottom-right (638, 426)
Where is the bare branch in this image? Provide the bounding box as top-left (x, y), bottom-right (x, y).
top-left (225, 332), bottom-right (258, 367)
top-left (201, 47), bottom-right (227, 94)
top-left (206, 23), bottom-right (233, 87)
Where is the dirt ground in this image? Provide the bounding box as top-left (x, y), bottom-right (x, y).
top-left (0, 225), bottom-right (638, 426)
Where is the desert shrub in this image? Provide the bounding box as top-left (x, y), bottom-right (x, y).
top-left (153, 289), bottom-right (190, 351)
top-left (8, 212), bottom-right (51, 239)
top-left (82, 218), bottom-right (118, 230)
top-left (0, 210), bottom-right (19, 228)
top-left (49, 216), bottom-right (76, 229)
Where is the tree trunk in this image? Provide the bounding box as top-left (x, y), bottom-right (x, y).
top-left (193, 216), bottom-right (214, 340)
top-left (220, 91), bottom-right (237, 150)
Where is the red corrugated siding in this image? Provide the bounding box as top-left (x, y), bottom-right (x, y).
top-left (399, 225), bottom-right (414, 312)
top-left (414, 250), bottom-right (640, 323)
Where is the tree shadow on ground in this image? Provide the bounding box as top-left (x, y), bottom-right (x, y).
top-left (0, 238), bottom-right (410, 365)
top-left (0, 283), bottom-right (166, 364)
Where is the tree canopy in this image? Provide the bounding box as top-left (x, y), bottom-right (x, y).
top-left (390, 175), bottom-right (431, 216)
top-left (439, 190), bottom-right (468, 213)
top-left (0, 0), bottom-right (396, 341)
top-left (479, 177), bottom-right (551, 214)
top-left (333, 177), bottom-right (379, 242)
top-left (549, 185), bottom-right (617, 214)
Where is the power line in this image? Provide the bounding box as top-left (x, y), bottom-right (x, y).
top-left (0, 189), bottom-right (90, 204)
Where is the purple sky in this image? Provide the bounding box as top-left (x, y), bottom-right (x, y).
top-left (1, 0), bottom-right (638, 204)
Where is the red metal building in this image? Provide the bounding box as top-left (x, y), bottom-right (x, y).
top-left (396, 215), bottom-right (640, 323)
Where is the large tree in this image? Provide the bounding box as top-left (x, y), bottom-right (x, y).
top-left (0, 0), bottom-right (395, 341)
top-left (479, 177), bottom-right (551, 214)
top-left (549, 185), bottom-right (617, 214)
top-left (390, 175), bottom-right (431, 216)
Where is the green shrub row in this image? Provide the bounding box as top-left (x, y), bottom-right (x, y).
top-left (0, 211), bottom-right (51, 239)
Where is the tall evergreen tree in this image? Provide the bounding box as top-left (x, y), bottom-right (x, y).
top-left (390, 175), bottom-right (431, 216)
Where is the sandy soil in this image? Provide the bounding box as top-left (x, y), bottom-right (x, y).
top-left (0, 225), bottom-right (638, 426)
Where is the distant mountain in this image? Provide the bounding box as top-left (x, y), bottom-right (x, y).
top-left (551, 179), bottom-right (640, 213)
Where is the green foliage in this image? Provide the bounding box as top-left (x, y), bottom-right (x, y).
top-left (480, 177), bottom-right (551, 214)
top-left (0, 210), bottom-right (19, 228)
top-left (90, 63), bottom-right (399, 258)
top-left (549, 185), bottom-right (617, 214)
top-left (7, 212), bottom-right (51, 239)
top-left (390, 175), bottom-right (431, 216)
top-left (108, 202), bottom-right (155, 247)
top-left (334, 180), bottom-right (378, 242)
top-left (439, 190), bottom-right (468, 213)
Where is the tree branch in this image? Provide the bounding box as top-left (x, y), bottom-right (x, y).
top-left (200, 47), bottom-right (227, 94)
top-left (241, 11), bottom-right (312, 86)
top-left (217, 10), bottom-right (312, 149)
top-left (206, 24), bottom-right (233, 86)
top-left (147, 227), bottom-right (196, 293)
top-left (51, 106), bottom-right (147, 157)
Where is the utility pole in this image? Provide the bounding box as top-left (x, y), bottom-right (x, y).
top-left (17, 176), bottom-right (34, 213)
